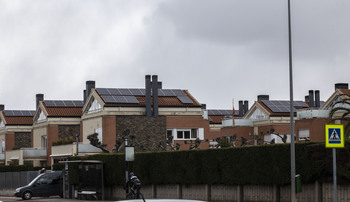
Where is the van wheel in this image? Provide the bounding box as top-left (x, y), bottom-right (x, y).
top-left (22, 191), bottom-right (32, 200)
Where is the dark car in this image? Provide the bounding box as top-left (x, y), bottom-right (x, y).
top-left (14, 171), bottom-right (63, 200)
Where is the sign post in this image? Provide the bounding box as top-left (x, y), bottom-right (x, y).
top-left (325, 124), bottom-right (344, 202)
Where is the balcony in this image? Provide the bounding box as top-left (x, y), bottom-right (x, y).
top-left (222, 118), bottom-right (253, 127)
top-left (297, 110), bottom-right (330, 120)
top-left (51, 143), bottom-right (102, 158)
top-left (5, 148), bottom-right (46, 165)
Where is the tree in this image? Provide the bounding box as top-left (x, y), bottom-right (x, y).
top-left (329, 94), bottom-right (350, 140)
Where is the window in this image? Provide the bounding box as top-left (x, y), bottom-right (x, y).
top-left (249, 108), bottom-right (267, 120)
top-left (299, 129), bottom-right (310, 141)
top-left (0, 119), bottom-right (4, 129)
top-left (41, 135), bottom-right (47, 149)
top-left (170, 128), bottom-right (204, 140)
top-left (166, 130), bottom-right (173, 139)
top-left (87, 98), bottom-right (102, 114)
top-left (37, 109), bottom-right (46, 122)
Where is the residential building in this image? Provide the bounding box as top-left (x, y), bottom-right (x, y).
top-left (32, 94), bottom-right (84, 166)
top-left (0, 104), bottom-right (38, 165)
top-left (221, 95), bottom-right (310, 146)
top-left (81, 75), bottom-right (211, 152)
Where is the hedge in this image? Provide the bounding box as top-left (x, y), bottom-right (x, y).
top-left (65, 142), bottom-right (350, 186)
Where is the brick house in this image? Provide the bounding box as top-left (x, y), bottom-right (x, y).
top-left (221, 95), bottom-right (310, 146)
top-left (0, 105), bottom-right (36, 165)
top-left (295, 84), bottom-right (350, 142)
top-left (81, 75), bottom-right (211, 152)
top-left (32, 94), bottom-right (84, 166)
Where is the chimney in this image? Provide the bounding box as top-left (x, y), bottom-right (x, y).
top-left (0, 105), bottom-right (4, 111)
top-left (239, 101), bottom-right (244, 117)
top-left (257, 95), bottom-right (269, 101)
top-left (315, 90), bottom-right (320, 108)
top-left (36, 94), bottom-right (44, 109)
top-left (145, 75), bottom-right (152, 117)
top-left (305, 95), bottom-right (309, 103)
top-left (335, 83), bottom-right (349, 90)
top-left (244, 100), bottom-right (249, 115)
top-left (152, 75), bottom-right (159, 117)
top-left (158, 82), bottom-right (162, 89)
top-left (309, 90), bottom-right (314, 108)
top-left (83, 90), bottom-right (86, 102)
top-left (85, 81), bottom-right (95, 102)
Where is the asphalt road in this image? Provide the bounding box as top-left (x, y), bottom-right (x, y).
top-left (0, 196), bottom-right (113, 202)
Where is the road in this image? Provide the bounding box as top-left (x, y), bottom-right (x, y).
top-left (0, 196), bottom-right (114, 202)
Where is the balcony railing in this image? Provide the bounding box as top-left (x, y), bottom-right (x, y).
top-left (222, 118), bottom-right (253, 127)
top-left (297, 109), bottom-right (330, 119)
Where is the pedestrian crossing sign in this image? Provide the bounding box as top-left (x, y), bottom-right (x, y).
top-left (325, 124), bottom-right (344, 148)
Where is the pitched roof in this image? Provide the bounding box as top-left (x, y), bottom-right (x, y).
top-left (42, 100), bottom-right (84, 117)
top-left (339, 89), bottom-right (350, 97)
top-left (95, 88), bottom-right (202, 107)
top-left (257, 100), bottom-right (309, 116)
top-left (1, 110), bottom-right (36, 125)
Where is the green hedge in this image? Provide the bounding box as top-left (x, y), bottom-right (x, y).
top-left (0, 165), bottom-right (51, 172)
top-left (66, 142), bottom-right (349, 186)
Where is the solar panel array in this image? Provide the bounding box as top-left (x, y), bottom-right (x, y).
top-left (44, 100), bottom-right (85, 107)
top-left (96, 88), bottom-right (193, 104)
top-left (262, 100), bottom-right (308, 113)
top-left (208, 110), bottom-right (234, 116)
top-left (3, 110), bottom-right (36, 117)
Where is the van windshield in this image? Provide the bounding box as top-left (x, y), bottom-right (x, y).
top-left (28, 174), bottom-right (44, 186)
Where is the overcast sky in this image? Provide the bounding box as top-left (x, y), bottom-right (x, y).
top-left (1, 0), bottom-right (349, 110)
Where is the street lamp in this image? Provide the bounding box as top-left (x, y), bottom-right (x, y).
top-left (287, 0), bottom-right (297, 201)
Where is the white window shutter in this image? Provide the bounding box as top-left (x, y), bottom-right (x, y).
top-left (198, 128), bottom-right (204, 140)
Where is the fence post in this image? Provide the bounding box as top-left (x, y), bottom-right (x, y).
top-left (238, 185), bottom-right (244, 202)
top-left (315, 181), bottom-right (322, 202)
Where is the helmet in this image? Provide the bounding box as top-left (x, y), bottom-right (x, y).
top-left (129, 172), bottom-right (134, 178)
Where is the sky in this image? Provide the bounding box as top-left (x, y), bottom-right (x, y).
top-left (0, 0), bottom-right (349, 110)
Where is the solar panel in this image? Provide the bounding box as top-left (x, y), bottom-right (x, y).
top-left (96, 88), bottom-right (196, 105)
top-left (119, 89), bottom-right (132, 96)
top-left (96, 88), bottom-right (111, 95)
top-left (101, 96), bottom-right (116, 103)
top-left (129, 89), bottom-right (144, 96)
top-left (178, 96), bottom-right (193, 104)
top-left (3, 110), bottom-right (35, 116)
top-left (208, 110), bottom-right (233, 116)
top-left (107, 88), bottom-right (121, 96)
top-left (173, 89), bottom-right (186, 96)
top-left (44, 100), bottom-right (84, 107)
top-left (101, 95), bottom-right (139, 104)
top-left (162, 89), bottom-right (176, 96)
top-left (262, 100), bottom-right (305, 113)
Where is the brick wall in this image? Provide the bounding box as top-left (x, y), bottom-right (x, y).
top-left (47, 125), bottom-right (58, 166)
top-left (103, 116), bottom-right (116, 151)
top-left (5, 133), bottom-right (15, 151)
top-left (295, 118), bottom-right (330, 142)
top-left (115, 116), bottom-right (166, 152)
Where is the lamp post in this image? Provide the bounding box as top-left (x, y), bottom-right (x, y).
top-left (287, 0), bottom-right (297, 201)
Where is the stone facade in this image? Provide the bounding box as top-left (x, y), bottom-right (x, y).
top-left (58, 125), bottom-right (80, 140)
top-left (115, 116), bottom-right (166, 152)
top-left (14, 132), bottom-right (31, 148)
